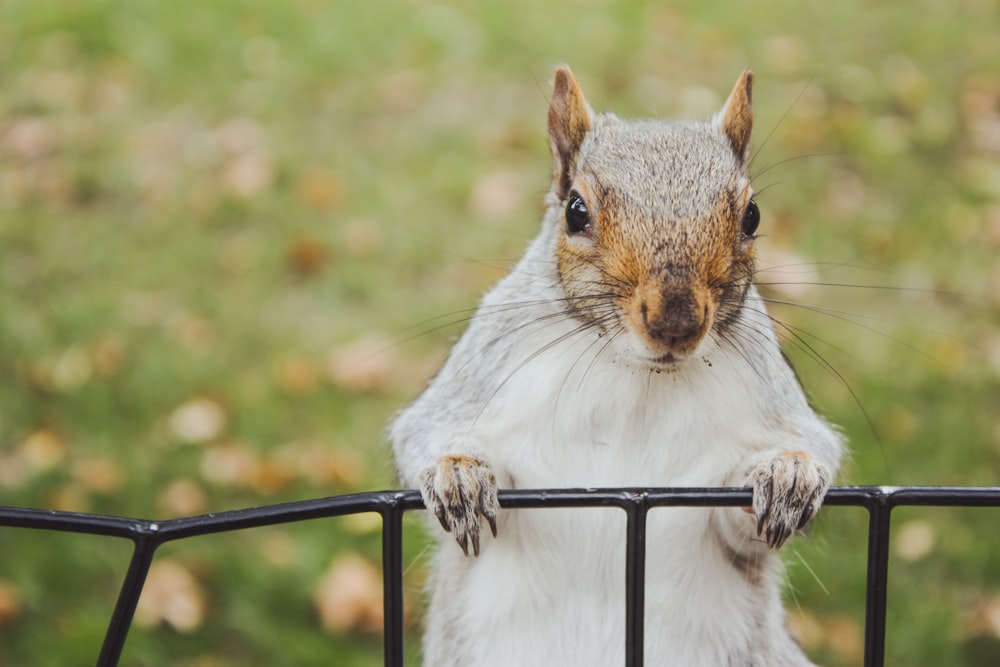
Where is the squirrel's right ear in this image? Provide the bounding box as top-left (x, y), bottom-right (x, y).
top-left (717, 69), bottom-right (754, 165)
top-left (548, 65), bottom-right (593, 199)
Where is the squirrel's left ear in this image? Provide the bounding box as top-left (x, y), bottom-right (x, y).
top-left (548, 65), bottom-right (594, 199)
top-left (717, 69), bottom-right (754, 165)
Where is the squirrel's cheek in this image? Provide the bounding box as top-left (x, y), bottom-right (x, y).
top-left (555, 234), bottom-right (601, 281)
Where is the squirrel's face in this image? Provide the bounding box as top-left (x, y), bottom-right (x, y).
top-left (546, 67), bottom-right (757, 367)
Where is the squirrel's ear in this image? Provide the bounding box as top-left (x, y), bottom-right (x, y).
top-left (718, 69), bottom-right (754, 165)
top-left (548, 65), bottom-right (593, 199)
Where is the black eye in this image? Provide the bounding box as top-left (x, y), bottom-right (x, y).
top-left (741, 199), bottom-right (760, 238)
top-left (565, 193), bottom-right (590, 235)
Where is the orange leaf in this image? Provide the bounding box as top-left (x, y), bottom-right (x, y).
top-left (313, 554), bottom-right (383, 634)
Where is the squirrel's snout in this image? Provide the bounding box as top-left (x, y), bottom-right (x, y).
top-left (643, 306), bottom-right (703, 342)
top-left (631, 283), bottom-right (712, 359)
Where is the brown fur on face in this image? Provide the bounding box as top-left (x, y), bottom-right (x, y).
top-left (548, 68), bottom-right (757, 364)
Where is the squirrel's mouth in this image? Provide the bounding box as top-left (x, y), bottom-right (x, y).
top-left (651, 352), bottom-right (679, 365)
top-left (643, 340), bottom-right (707, 367)
top-left (647, 349), bottom-right (702, 368)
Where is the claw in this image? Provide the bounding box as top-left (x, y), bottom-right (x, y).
top-left (470, 531), bottom-right (480, 558)
top-left (418, 455), bottom-right (500, 557)
top-left (434, 505), bottom-right (451, 532)
top-left (749, 451), bottom-right (830, 550)
top-left (796, 503), bottom-right (815, 530)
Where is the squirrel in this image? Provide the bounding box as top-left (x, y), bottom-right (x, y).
top-left (390, 65), bottom-right (844, 667)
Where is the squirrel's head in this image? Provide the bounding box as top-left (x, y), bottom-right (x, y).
top-left (545, 65), bottom-right (758, 367)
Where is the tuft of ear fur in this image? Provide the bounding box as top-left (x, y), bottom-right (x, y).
top-left (548, 65), bottom-right (594, 199)
top-left (717, 69), bottom-right (754, 164)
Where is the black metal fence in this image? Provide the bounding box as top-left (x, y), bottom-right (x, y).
top-left (3, 485), bottom-right (1000, 666)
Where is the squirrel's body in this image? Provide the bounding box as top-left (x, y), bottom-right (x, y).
top-left (390, 67), bottom-right (843, 666)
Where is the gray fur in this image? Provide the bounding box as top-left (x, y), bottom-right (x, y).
top-left (390, 67), bottom-right (843, 666)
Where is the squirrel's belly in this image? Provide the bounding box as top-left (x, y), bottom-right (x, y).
top-left (422, 507), bottom-right (788, 667)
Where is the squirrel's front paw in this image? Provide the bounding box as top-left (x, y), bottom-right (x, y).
top-left (419, 455), bottom-right (499, 557)
top-left (749, 451), bottom-right (831, 549)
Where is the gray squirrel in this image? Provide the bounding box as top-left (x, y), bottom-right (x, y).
top-left (390, 65), bottom-right (844, 667)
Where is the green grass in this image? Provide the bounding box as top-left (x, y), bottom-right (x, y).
top-left (1, 0), bottom-right (999, 664)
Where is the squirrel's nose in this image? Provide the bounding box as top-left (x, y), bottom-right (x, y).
top-left (641, 300), bottom-right (706, 344)
top-left (632, 283), bottom-right (711, 356)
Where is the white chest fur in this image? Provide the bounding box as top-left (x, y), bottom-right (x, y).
top-left (472, 321), bottom-right (765, 489)
top-left (419, 325), bottom-right (792, 666)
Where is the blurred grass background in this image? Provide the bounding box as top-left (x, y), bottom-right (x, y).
top-left (0, 0), bottom-right (998, 665)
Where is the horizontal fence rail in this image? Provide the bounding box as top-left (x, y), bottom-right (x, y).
top-left (3, 486), bottom-right (1000, 666)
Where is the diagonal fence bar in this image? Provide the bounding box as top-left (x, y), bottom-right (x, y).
top-left (4, 486), bottom-right (1000, 666)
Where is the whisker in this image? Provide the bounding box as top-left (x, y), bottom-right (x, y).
top-left (754, 280), bottom-right (962, 300)
top-left (751, 152), bottom-right (840, 181)
top-left (575, 325), bottom-right (627, 391)
top-left (764, 313), bottom-right (880, 442)
top-left (753, 296), bottom-right (948, 368)
top-left (387, 285), bottom-right (623, 350)
top-left (713, 310), bottom-right (786, 385)
top-left (469, 312), bottom-right (620, 428)
top-left (749, 76), bottom-right (828, 170)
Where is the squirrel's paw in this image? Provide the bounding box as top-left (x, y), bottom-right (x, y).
top-left (749, 451), bottom-right (831, 550)
top-left (418, 455), bottom-right (499, 557)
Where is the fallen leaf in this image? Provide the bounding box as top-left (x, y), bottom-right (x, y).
top-left (199, 441), bottom-right (260, 487)
top-left (51, 347), bottom-right (92, 392)
top-left (19, 429), bottom-right (67, 473)
top-left (0, 452), bottom-right (27, 490)
top-left (882, 406), bottom-right (920, 444)
top-left (45, 483), bottom-right (89, 513)
top-left (342, 512), bottom-right (383, 536)
top-left (296, 167), bottom-right (345, 211)
top-left (0, 579), bottom-right (23, 628)
top-left (786, 608), bottom-right (825, 651)
top-left (250, 457), bottom-right (296, 496)
top-left (273, 354), bottom-right (320, 396)
top-left (894, 518), bottom-right (936, 562)
top-left (754, 244), bottom-right (820, 300)
top-left (327, 337), bottom-right (394, 393)
top-left (216, 117), bottom-right (264, 155)
top-left (135, 560), bottom-right (206, 633)
top-left (285, 237), bottom-right (331, 277)
top-left (91, 335), bottom-right (124, 377)
top-left (72, 456), bottom-right (123, 494)
top-left (260, 531), bottom-right (298, 570)
top-left (172, 315), bottom-right (217, 353)
top-left (157, 478), bottom-right (209, 518)
top-left (168, 397), bottom-right (227, 444)
top-left (824, 615), bottom-right (864, 666)
top-left (313, 554), bottom-right (383, 634)
top-left (223, 150), bottom-right (273, 197)
top-left (5, 117), bottom-right (56, 159)
top-left (961, 79), bottom-right (1000, 155)
top-left (468, 170), bottom-right (524, 220)
top-left (274, 441), bottom-right (366, 488)
top-left (966, 594), bottom-right (1000, 639)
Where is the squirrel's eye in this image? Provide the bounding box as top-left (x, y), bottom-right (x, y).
top-left (741, 199), bottom-right (760, 238)
top-left (565, 194), bottom-right (590, 235)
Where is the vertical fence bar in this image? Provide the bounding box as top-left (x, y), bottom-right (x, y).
top-left (97, 530), bottom-right (160, 667)
top-left (382, 498), bottom-right (406, 667)
top-left (862, 488), bottom-right (894, 667)
top-left (624, 493), bottom-right (648, 667)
